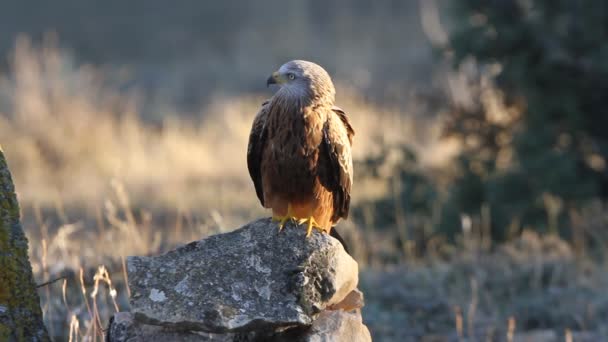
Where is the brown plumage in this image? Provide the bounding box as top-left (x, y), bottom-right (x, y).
top-left (247, 60), bottom-right (354, 235)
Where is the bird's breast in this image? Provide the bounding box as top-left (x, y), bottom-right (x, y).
top-left (263, 105), bottom-right (325, 186)
top-left (267, 105), bottom-right (324, 156)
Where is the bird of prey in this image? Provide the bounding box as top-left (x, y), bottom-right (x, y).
top-left (247, 60), bottom-right (354, 237)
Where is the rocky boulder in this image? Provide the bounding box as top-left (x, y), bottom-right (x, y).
top-left (0, 147), bottom-right (49, 341)
top-left (108, 310), bottom-right (371, 342)
top-left (108, 218), bottom-right (369, 341)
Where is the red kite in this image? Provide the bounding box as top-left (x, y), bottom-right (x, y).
top-left (247, 60), bottom-right (354, 236)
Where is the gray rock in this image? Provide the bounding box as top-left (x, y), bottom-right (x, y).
top-left (300, 310), bottom-right (371, 342)
top-left (107, 312), bottom-right (233, 342)
top-left (128, 218), bottom-right (359, 333)
top-left (108, 310), bottom-right (371, 342)
top-left (0, 148), bottom-right (49, 341)
top-left (328, 288), bottom-right (365, 311)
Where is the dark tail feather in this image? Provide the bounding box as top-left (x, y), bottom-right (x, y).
top-left (329, 227), bottom-right (350, 255)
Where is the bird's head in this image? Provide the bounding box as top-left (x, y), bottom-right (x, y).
top-left (267, 60), bottom-right (335, 102)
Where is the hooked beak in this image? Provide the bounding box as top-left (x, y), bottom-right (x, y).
top-left (266, 71), bottom-right (279, 87)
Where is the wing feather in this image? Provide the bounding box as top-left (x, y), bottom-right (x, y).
top-left (319, 106), bottom-right (355, 222)
top-left (331, 106), bottom-right (355, 144)
top-left (247, 100), bottom-right (270, 206)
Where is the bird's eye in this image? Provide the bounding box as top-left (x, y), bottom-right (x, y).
top-left (288, 73), bottom-right (296, 80)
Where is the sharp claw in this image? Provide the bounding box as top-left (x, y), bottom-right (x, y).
top-left (299, 216), bottom-right (321, 238)
top-left (276, 205), bottom-right (324, 237)
top-left (273, 215), bottom-right (287, 232)
top-left (306, 221), bottom-right (313, 237)
top-left (281, 217), bottom-right (290, 232)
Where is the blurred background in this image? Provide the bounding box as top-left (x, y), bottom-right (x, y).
top-left (1, 0), bottom-right (607, 340)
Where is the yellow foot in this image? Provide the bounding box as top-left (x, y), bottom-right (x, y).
top-left (272, 214), bottom-right (292, 232)
top-left (297, 216), bottom-right (324, 237)
top-left (272, 204), bottom-right (297, 232)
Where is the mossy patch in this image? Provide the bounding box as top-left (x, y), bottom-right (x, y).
top-left (0, 149), bottom-right (49, 341)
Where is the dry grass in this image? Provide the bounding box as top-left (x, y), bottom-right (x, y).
top-left (1, 37), bottom-right (453, 211)
top-left (5, 38), bottom-right (607, 341)
top-left (0, 38), bottom-right (455, 340)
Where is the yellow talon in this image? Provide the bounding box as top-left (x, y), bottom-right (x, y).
top-left (298, 216), bottom-right (323, 237)
top-left (272, 214), bottom-right (289, 232)
top-left (273, 204), bottom-right (296, 232)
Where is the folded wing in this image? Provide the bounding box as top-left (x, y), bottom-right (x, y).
top-left (318, 106), bottom-right (355, 222)
top-left (247, 100), bottom-right (270, 206)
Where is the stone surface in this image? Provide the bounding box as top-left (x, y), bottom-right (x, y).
top-left (108, 310), bottom-right (371, 342)
top-left (328, 288), bottom-right (364, 311)
top-left (302, 310), bottom-right (371, 342)
top-left (107, 312), bottom-right (233, 342)
top-left (0, 147), bottom-right (49, 341)
top-left (128, 218), bottom-right (359, 333)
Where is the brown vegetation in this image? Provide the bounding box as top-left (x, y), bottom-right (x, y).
top-left (3, 33), bottom-right (607, 340)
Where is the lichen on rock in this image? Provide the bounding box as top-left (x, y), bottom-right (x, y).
top-left (126, 218), bottom-right (362, 336)
top-left (109, 218), bottom-right (369, 341)
top-left (0, 147), bottom-right (49, 341)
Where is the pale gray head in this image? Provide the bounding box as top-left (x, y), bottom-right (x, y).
top-left (266, 60), bottom-right (335, 103)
